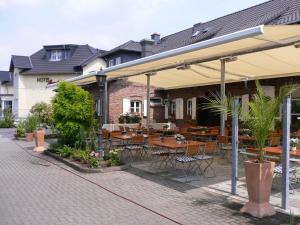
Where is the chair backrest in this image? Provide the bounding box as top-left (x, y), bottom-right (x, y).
top-left (204, 141), bottom-right (218, 154)
top-left (210, 129), bottom-right (219, 135)
top-left (119, 126), bottom-right (124, 132)
top-left (148, 128), bottom-right (156, 135)
top-left (269, 136), bottom-right (280, 147)
top-left (125, 127), bottom-right (130, 132)
top-left (217, 135), bottom-right (228, 144)
top-left (131, 135), bottom-right (145, 145)
top-left (102, 128), bottom-right (109, 139)
top-left (185, 144), bottom-right (202, 156)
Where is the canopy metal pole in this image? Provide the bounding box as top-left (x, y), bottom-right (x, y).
top-left (146, 74), bottom-right (151, 129)
top-left (220, 59), bottom-right (226, 136)
top-left (104, 79), bottom-right (108, 124)
top-left (231, 97), bottom-right (239, 195)
top-left (282, 95), bottom-right (291, 209)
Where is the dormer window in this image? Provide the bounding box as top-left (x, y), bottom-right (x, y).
top-left (50, 50), bottom-right (63, 61)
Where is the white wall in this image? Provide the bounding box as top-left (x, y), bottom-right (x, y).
top-left (16, 73), bottom-right (74, 118)
top-left (82, 58), bottom-right (106, 75)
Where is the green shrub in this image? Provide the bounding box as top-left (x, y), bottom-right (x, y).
top-left (105, 149), bottom-right (120, 167)
top-left (58, 145), bottom-right (73, 158)
top-left (30, 102), bottom-right (53, 128)
top-left (48, 142), bottom-right (63, 153)
top-left (71, 150), bottom-right (89, 162)
top-left (24, 115), bottom-right (38, 133)
top-left (0, 109), bottom-right (15, 128)
top-left (88, 157), bottom-right (100, 168)
top-left (16, 121), bottom-right (26, 138)
top-left (52, 82), bottom-right (96, 147)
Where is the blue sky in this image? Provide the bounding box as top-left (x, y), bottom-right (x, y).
top-left (0, 0), bottom-right (267, 70)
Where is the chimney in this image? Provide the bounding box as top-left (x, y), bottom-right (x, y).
top-left (151, 33), bottom-right (160, 43)
top-left (140, 39), bottom-right (154, 57)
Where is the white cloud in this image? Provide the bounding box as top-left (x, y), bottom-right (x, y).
top-left (0, 0), bottom-right (40, 10)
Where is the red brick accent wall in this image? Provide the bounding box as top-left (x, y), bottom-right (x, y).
top-left (108, 79), bottom-right (158, 124)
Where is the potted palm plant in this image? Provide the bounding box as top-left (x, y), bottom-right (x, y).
top-left (203, 80), bottom-right (297, 218)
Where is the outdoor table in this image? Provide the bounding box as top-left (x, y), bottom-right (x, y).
top-left (113, 133), bottom-right (148, 141)
top-left (151, 138), bottom-right (205, 168)
top-left (190, 132), bottom-right (218, 141)
top-left (155, 129), bottom-right (176, 136)
top-left (246, 147), bottom-right (300, 159)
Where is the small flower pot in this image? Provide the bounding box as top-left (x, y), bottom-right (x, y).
top-left (26, 133), bottom-right (34, 142)
top-left (34, 130), bottom-right (45, 152)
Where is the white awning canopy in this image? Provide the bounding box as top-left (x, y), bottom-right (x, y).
top-left (56, 25), bottom-right (300, 89)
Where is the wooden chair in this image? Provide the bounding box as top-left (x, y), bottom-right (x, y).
top-left (125, 126), bottom-right (130, 133)
top-left (269, 135), bottom-right (281, 147)
top-left (101, 128), bottom-right (110, 148)
top-left (204, 141), bottom-right (218, 155)
top-left (125, 135), bottom-right (145, 161)
top-left (119, 126), bottom-right (125, 133)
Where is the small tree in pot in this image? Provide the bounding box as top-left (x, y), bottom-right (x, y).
top-left (203, 80), bottom-right (297, 218)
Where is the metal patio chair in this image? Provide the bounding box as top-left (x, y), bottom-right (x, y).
top-left (124, 135), bottom-right (145, 161)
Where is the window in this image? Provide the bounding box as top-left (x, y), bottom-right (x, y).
top-left (171, 100), bottom-right (176, 115)
top-left (108, 59), bottom-right (114, 67)
top-left (116, 57), bottom-right (122, 65)
top-left (3, 101), bottom-right (12, 110)
top-left (50, 50), bottom-right (63, 61)
top-left (291, 99), bottom-right (300, 130)
top-left (187, 99), bottom-right (192, 116)
top-left (130, 101), bottom-right (141, 113)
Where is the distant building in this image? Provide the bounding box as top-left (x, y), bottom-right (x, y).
top-left (9, 44), bottom-right (106, 118)
top-left (0, 71), bottom-right (13, 117)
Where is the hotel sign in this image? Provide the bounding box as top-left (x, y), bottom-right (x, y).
top-left (37, 77), bottom-right (50, 83)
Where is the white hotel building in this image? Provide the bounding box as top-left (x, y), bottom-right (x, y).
top-left (9, 44), bottom-right (106, 119)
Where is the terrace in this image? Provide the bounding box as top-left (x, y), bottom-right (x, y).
top-left (58, 24), bottom-right (300, 215)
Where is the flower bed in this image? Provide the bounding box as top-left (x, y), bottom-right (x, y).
top-left (46, 143), bottom-right (127, 173)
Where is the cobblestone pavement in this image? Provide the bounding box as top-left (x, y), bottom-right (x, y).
top-left (0, 130), bottom-right (299, 225)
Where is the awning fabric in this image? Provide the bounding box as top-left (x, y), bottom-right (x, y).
top-left (61, 25), bottom-right (300, 89)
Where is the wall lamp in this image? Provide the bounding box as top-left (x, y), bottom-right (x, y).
top-left (176, 64), bottom-right (191, 70)
top-left (294, 42), bottom-right (300, 48)
top-left (220, 56), bottom-right (238, 63)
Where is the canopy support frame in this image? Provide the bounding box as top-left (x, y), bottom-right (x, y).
top-left (282, 95), bottom-right (291, 209)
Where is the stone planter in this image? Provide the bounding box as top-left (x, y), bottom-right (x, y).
top-left (26, 132), bottom-right (34, 142)
top-left (240, 160), bottom-right (276, 218)
top-left (34, 130), bottom-right (45, 152)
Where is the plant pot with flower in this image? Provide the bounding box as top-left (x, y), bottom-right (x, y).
top-left (25, 115), bottom-right (38, 142)
top-left (203, 80), bottom-right (297, 218)
top-left (290, 138), bottom-right (298, 151)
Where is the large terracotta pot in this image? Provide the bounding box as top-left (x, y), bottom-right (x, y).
top-left (240, 160), bottom-right (276, 218)
top-left (26, 133), bottom-right (34, 142)
top-left (34, 130), bottom-right (45, 152)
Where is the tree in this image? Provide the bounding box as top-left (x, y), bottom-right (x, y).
top-left (52, 81), bottom-right (96, 146)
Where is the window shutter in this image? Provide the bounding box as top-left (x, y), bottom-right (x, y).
top-left (122, 98), bottom-right (130, 114)
top-left (143, 100), bottom-right (147, 117)
top-left (262, 86), bottom-right (275, 99)
top-left (176, 98), bottom-right (184, 119)
top-left (180, 98), bottom-right (184, 119)
top-left (241, 94), bottom-right (249, 114)
top-left (175, 98), bottom-right (180, 119)
top-left (164, 104), bottom-right (168, 120)
top-left (192, 97), bottom-right (197, 120)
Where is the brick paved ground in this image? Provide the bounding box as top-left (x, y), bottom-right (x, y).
top-left (0, 129), bottom-right (299, 225)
